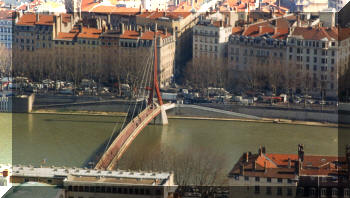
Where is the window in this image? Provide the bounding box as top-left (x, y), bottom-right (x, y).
top-left (287, 179), bottom-right (292, 183)
top-left (314, 65), bottom-right (317, 71)
top-left (332, 188), bottom-right (338, 197)
top-left (297, 187), bottom-right (304, 196)
top-left (267, 177), bottom-right (271, 182)
top-left (277, 178), bottom-right (282, 183)
top-left (314, 49), bottom-right (317, 55)
top-left (255, 186), bottom-right (260, 194)
top-left (287, 188), bottom-right (293, 196)
top-left (344, 188), bottom-right (349, 197)
top-left (255, 177), bottom-right (260, 182)
top-left (277, 187), bottom-right (282, 196)
top-left (234, 175), bottom-right (239, 180)
top-left (266, 187), bottom-right (271, 195)
top-left (245, 176), bottom-right (249, 181)
top-left (310, 188), bottom-right (316, 196)
top-left (321, 188), bottom-right (327, 197)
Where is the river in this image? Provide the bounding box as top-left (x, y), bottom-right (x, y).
top-left (1, 113), bottom-right (340, 184)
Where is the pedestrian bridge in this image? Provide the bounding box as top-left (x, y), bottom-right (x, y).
top-left (95, 103), bottom-right (174, 170)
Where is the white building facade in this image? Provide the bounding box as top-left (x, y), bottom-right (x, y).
top-left (193, 19), bottom-right (232, 60)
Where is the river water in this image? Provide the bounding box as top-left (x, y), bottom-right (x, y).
top-left (1, 113), bottom-right (340, 184)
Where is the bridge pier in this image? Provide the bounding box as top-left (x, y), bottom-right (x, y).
top-left (154, 105), bottom-right (168, 125)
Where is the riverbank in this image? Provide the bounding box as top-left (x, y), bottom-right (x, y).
top-left (31, 109), bottom-right (343, 128)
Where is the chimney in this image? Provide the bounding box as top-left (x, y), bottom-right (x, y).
top-left (53, 15), bottom-right (58, 38)
top-left (288, 158), bottom-right (291, 168)
top-left (70, 14), bottom-right (73, 29)
top-left (120, 23), bottom-right (125, 34)
top-left (107, 14), bottom-right (111, 25)
top-left (96, 18), bottom-right (101, 29)
top-left (78, 24), bottom-right (82, 32)
top-left (245, 152), bottom-right (249, 163)
top-left (258, 146), bottom-right (263, 156)
top-left (239, 165), bottom-right (243, 174)
top-left (138, 28), bottom-right (142, 37)
top-left (298, 144), bottom-right (304, 162)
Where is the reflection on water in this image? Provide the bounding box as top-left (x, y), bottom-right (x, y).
top-left (10, 113), bottom-right (338, 183)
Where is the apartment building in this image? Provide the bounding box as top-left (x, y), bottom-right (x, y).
top-left (228, 145), bottom-right (349, 198)
top-left (13, 12), bottom-right (176, 88)
top-left (287, 26), bottom-right (350, 99)
top-left (193, 18), bottom-right (232, 61)
top-left (228, 18), bottom-right (290, 72)
top-left (329, 0), bottom-right (349, 11)
top-left (0, 10), bottom-right (13, 49)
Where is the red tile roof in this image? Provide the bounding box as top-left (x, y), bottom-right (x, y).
top-left (77, 27), bottom-right (102, 39)
top-left (137, 11), bottom-right (191, 20)
top-left (0, 9), bottom-right (13, 20)
top-left (82, 3), bottom-right (140, 15)
top-left (229, 151), bottom-right (344, 179)
top-left (16, 13), bottom-right (54, 26)
top-left (16, 13), bottom-right (72, 26)
top-left (339, 28), bottom-right (350, 41)
top-left (56, 32), bottom-right (77, 40)
top-left (291, 27), bottom-right (339, 41)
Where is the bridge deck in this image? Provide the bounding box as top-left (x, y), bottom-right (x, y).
top-left (95, 105), bottom-right (161, 170)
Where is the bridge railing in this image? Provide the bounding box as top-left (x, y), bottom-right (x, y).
top-left (95, 104), bottom-right (161, 170)
top-left (0, 96), bottom-right (11, 113)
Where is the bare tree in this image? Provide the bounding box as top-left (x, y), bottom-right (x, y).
top-left (0, 45), bottom-right (11, 77)
top-left (116, 145), bottom-right (228, 186)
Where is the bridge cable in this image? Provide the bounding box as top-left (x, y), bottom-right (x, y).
top-left (100, 44), bottom-right (154, 164)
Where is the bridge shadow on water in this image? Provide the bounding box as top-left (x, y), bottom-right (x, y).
top-left (83, 135), bottom-right (113, 168)
top-left (82, 102), bottom-right (148, 168)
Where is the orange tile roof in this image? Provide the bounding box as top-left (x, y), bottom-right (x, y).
top-left (56, 32), bottom-right (77, 40)
top-left (61, 13), bottom-right (72, 23)
top-left (77, 27), bottom-right (102, 39)
top-left (291, 27), bottom-right (339, 41)
top-left (138, 11), bottom-right (191, 20)
top-left (0, 9), bottom-right (13, 20)
top-left (232, 27), bottom-right (243, 34)
top-left (82, 3), bottom-right (140, 15)
top-left (271, 27), bottom-right (289, 39)
top-left (339, 27), bottom-right (350, 41)
top-left (230, 151), bottom-right (344, 179)
top-left (16, 13), bottom-right (54, 26)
